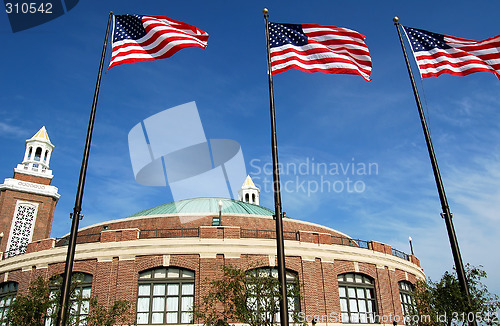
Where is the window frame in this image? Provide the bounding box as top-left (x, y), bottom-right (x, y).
top-left (136, 267), bottom-right (195, 325)
top-left (338, 273), bottom-right (378, 324)
top-left (399, 281), bottom-right (417, 324)
top-left (45, 273), bottom-right (93, 326)
top-left (0, 282), bottom-right (18, 325)
top-left (246, 267), bottom-right (301, 323)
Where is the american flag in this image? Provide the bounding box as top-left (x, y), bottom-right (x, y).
top-left (403, 26), bottom-right (500, 80)
top-left (109, 15), bottom-right (208, 69)
top-left (269, 22), bottom-right (372, 81)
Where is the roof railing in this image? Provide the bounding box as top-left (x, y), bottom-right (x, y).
top-left (4, 227), bottom-right (410, 263)
top-left (139, 228), bottom-right (199, 239)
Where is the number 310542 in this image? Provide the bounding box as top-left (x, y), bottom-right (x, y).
top-left (5, 2), bottom-right (53, 14)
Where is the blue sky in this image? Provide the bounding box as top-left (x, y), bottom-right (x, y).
top-left (1, 1), bottom-right (500, 295)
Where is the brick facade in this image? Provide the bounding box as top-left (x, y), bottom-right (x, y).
top-left (0, 213), bottom-right (425, 325)
top-left (0, 175), bottom-right (58, 253)
top-left (0, 131), bottom-right (425, 325)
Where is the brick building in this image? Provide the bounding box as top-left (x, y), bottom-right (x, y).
top-left (0, 128), bottom-right (424, 325)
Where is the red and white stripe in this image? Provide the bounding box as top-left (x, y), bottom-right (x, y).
top-left (109, 15), bottom-right (208, 69)
top-left (410, 33), bottom-right (500, 80)
top-left (270, 24), bottom-right (372, 81)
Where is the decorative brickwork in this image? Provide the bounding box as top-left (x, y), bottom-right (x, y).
top-left (12, 172), bottom-right (52, 185)
top-left (0, 248), bottom-right (423, 325)
top-left (0, 189), bottom-right (57, 253)
top-left (0, 138), bottom-right (424, 325)
top-left (100, 228), bottom-right (140, 243)
top-left (26, 238), bottom-right (55, 253)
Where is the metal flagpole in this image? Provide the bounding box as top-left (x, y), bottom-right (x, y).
top-left (55, 11), bottom-right (114, 326)
top-left (393, 17), bottom-right (476, 322)
top-left (263, 8), bottom-right (289, 326)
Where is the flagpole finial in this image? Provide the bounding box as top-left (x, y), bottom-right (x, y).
top-left (263, 8), bottom-right (269, 15)
top-left (393, 16), bottom-right (399, 23)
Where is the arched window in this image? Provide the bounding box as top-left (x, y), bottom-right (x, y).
top-left (252, 194), bottom-right (256, 203)
top-left (44, 150), bottom-right (49, 163)
top-left (27, 147), bottom-right (33, 159)
top-left (245, 193), bottom-right (250, 202)
top-left (338, 273), bottom-right (378, 323)
top-left (137, 267), bottom-right (195, 325)
top-left (399, 281), bottom-right (417, 323)
top-left (46, 273), bottom-right (93, 326)
top-left (34, 147), bottom-right (42, 161)
top-left (0, 282), bottom-right (17, 323)
top-left (246, 268), bottom-right (300, 323)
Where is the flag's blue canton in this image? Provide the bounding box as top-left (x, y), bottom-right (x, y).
top-left (113, 15), bottom-right (147, 42)
top-left (269, 22), bottom-right (308, 48)
top-left (405, 27), bottom-right (451, 52)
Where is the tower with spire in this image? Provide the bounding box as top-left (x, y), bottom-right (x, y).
top-left (16, 126), bottom-right (54, 178)
top-left (238, 175), bottom-right (260, 205)
top-left (0, 127), bottom-right (59, 257)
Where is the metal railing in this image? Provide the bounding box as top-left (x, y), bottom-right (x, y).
top-left (3, 226), bottom-right (411, 263)
top-left (240, 229), bottom-right (298, 240)
top-left (2, 246), bottom-right (27, 259)
top-left (140, 228), bottom-right (199, 239)
top-left (392, 248), bottom-right (409, 261)
top-left (55, 233), bottom-right (101, 247)
top-left (331, 235), bottom-right (370, 249)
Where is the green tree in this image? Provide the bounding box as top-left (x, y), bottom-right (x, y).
top-left (6, 276), bottom-right (135, 326)
top-left (5, 277), bottom-right (53, 326)
top-left (85, 298), bottom-right (135, 326)
top-left (195, 265), bottom-right (305, 326)
top-left (413, 264), bottom-right (500, 326)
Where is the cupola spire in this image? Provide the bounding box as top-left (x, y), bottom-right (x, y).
top-left (238, 175), bottom-right (260, 205)
top-left (16, 126), bottom-right (54, 178)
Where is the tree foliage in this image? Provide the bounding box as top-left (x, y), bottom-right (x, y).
top-left (195, 265), bottom-right (305, 326)
top-left (85, 298), bottom-right (134, 326)
top-left (5, 277), bottom-right (53, 326)
top-left (6, 275), bottom-right (135, 326)
top-left (413, 264), bottom-right (500, 326)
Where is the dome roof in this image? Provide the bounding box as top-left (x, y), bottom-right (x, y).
top-left (129, 197), bottom-right (274, 217)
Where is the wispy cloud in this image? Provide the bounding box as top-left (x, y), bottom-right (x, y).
top-left (0, 121), bottom-right (26, 138)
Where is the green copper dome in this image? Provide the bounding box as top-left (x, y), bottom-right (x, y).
top-left (129, 197), bottom-right (274, 217)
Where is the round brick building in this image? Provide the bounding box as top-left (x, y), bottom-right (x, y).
top-left (0, 128), bottom-right (424, 326)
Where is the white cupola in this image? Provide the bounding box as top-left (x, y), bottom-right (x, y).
top-left (15, 126), bottom-right (54, 179)
top-left (238, 175), bottom-right (260, 205)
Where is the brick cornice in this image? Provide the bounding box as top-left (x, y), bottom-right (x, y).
top-left (0, 178), bottom-right (60, 200)
top-left (0, 237), bottom-right (425, 280)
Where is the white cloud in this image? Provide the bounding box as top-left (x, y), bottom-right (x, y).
top-left (0, 121), bottom-right (26, 138)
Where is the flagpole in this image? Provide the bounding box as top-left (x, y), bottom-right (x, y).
top-left (393, 17), bottom-right (475, 319)
top-left (55, 11), bottom-right (113, 326)
top-left (263, 8), bottom-right (289, 326)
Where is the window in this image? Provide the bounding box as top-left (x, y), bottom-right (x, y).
top-left (45, 273), bottom-right (92, 326)
top-left (137, 267), bottom-right (194, 325)
top-left (246, 268), bottom-right (300, 323)
top-left (399, 281), bottom-right (417, 324)
top-left (34, 147), bottom-right (42, 161)
top-left (0, 282), bottom-right (17, 325)
top-left (338, 273), bottom-right (378, 323)
top-left (6, 201), bottom-right (38, 258)
top-left (70, 274), bottom-right (92, 325)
